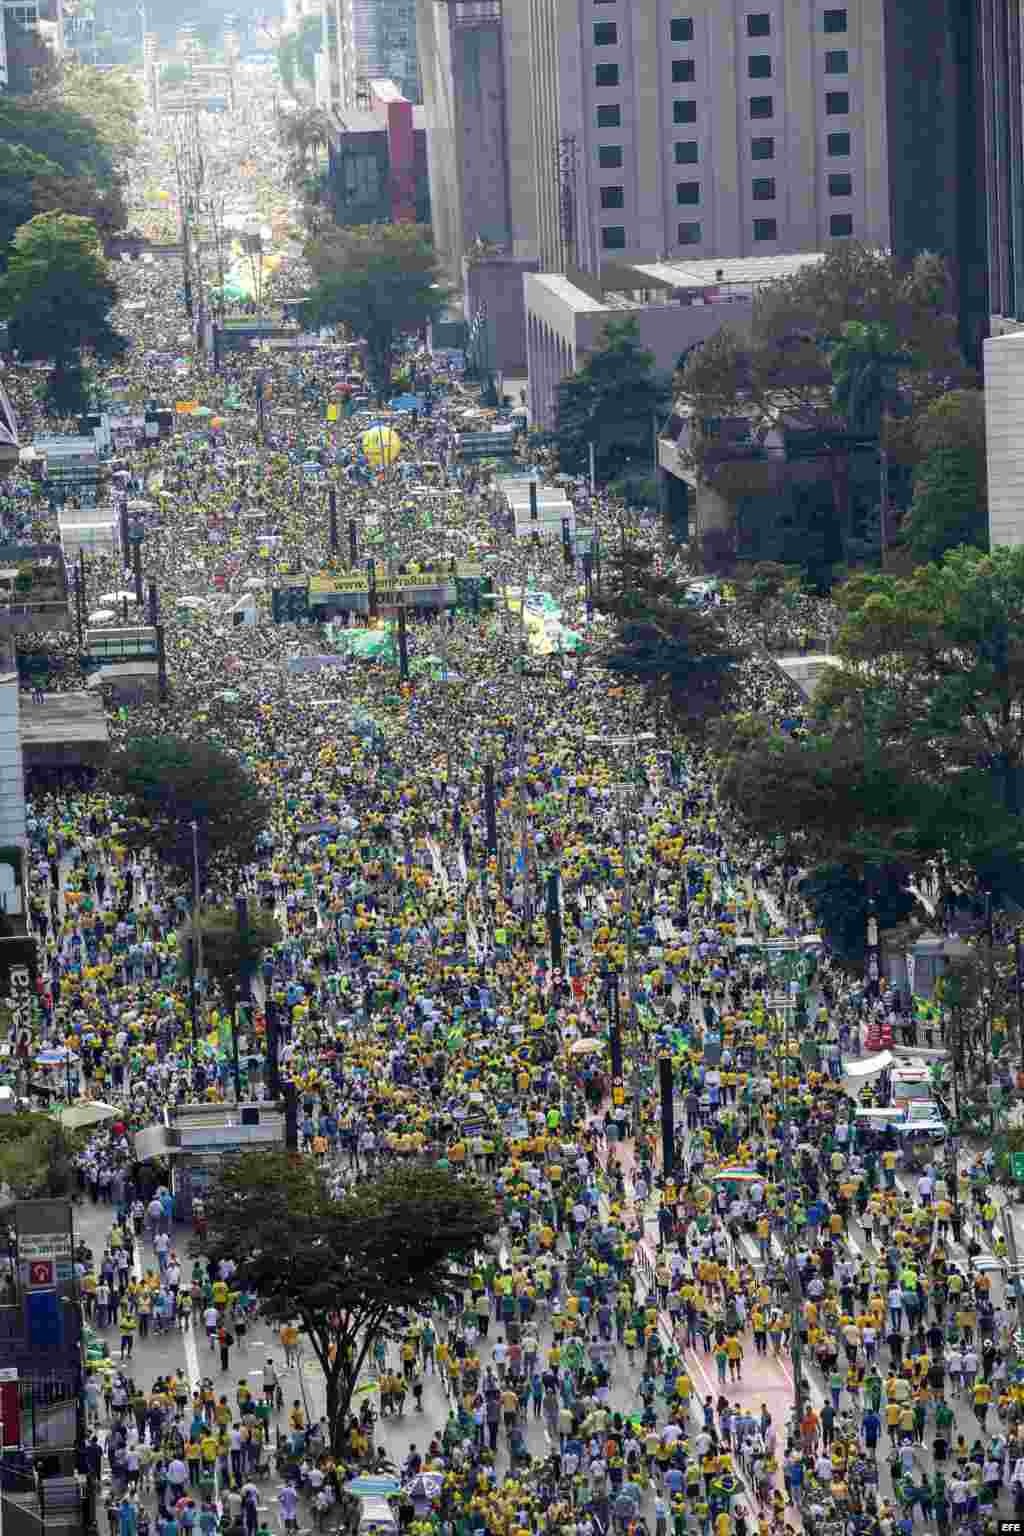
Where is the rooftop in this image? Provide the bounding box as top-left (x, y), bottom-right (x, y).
top-left (19, 690), bottom-right (110, 768)
top-left (632, 251), bottom-right (826, 291)
top-left (528, 251), bottom-right (827, 316)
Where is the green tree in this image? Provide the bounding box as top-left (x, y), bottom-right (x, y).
top-left (800, 862), bottom-right (917, 974)
top-left (105, 735), bottom-right (271, 887)
top-left (0, 94), bottom-right (117, 189)
top-left (0, 142), bottom-right (63, 257)
top-left (676, 244), bottom-right (965, 571)
top-left (41, 63), bottom-right (141, 166)
top-left (303, 225), bottom-right (450, 397)
top-left (825, 548), bottom-right (1024, 814)
top-left (595, 542), bottom-right (745, 735)
top-left (904, 390), bottom-right (988, 563)
top-left (554, 317), bottom-right (671, 481)
top-left (718, 722), bottom-right (1019, 884)
top-left (31, 172), bottom-right (128, 249)
top-left (0, 212), bottom-right (124, 414)
top-left (0, 1112), bottom-right (77, 1198)
top-left (828, 319), bottom-right (915, 564)
top-left (198, 1154), bottom-right (499, 1452)
top-left (757, 547), bottom-right (1024, 898)
top-left (178, 906), bottom-right (282, 1016)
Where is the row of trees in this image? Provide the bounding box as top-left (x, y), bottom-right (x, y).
top-left (586, 530), bottom-right (1024, 974)
top-left (718, 545), bottom-right (1024, 963)
top-left (0, 63), bottom-right (140, 412)
top-left (0, 63), bottom-right (139, 258)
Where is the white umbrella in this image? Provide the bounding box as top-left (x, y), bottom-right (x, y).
top-left (99, 591), bottom-right (136, 604)
top-left (88, 609), bottom-right (115, 623)
top-left (177, 597), bottom-right (207, 609)
top-left (243, 577), bottom-right (267, 590)
top-left (568, 1037), bottom-right (605, 1056)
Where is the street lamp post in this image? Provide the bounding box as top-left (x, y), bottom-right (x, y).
top-left (865, 898), bottom-right (880, 1000)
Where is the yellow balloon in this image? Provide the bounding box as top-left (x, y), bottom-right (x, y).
top-left (157, 190), bottom-right (170, 201)
top-left (361, 426), bottom-right (402, 466)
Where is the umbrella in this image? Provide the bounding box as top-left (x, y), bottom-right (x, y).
top-left (191, 406), bottom-right (214, 418)
top-left (126, 501), bottom-right (156, 513)
top-left (243, 577), bottom-right (267, 589)
top-left (99, 591), bottom-right (136, 604)
top-left (345, 1476), bottom-right (399, 1497)
top-left (388, 393), bottom-right (421, 413)
top-left (54, 1101), bottom-right (118, 1130)
top-left (177, 597), bottom-right (207, 609)
top-left (406, 1473), bottom-right (443, 1499)
top-left (713, 1166), bottom-right (760, 1182)
top-left (215, 690), bottom-right (240, 702)
top-left (88, 609), bottom-right (115, 624)
top-left (568, 1037), bottom-right (604, 1055)
top-left (35, 1048), bottom-right (77, 1065)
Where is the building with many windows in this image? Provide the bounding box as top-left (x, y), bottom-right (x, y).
top-left (415, 0), bottom-right (987, 396)
top-left (526, 0), bottom-right (892, 272)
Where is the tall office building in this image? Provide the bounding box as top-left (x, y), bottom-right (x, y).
top-left (418, 0), bottom-right (986, 378)
top-left (320, 0), bottom-right (420, 109)
top-left (525, 0), bottom-right (893, 274)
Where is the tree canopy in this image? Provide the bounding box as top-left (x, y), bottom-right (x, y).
top-left (554, 317), bottom-right (671, 481)
top-left (595, 542), bottom-right (746, 735)
top-left (105, 735), bottom-right (271, 887)
top-left (0, 75), bottom-right (136, 269)
top-left (904, 390), bottom-right (987, 563)
top-left (198, 1153), bottom-right (498, 1452)
top-left (719, 546), bottom-right (1024, 908)
top-left (303, 225), bottom-right (450, 396)
top-left (178, 905), bottom-right (282, 1015)
top-left (675, 244), bottom-right (967, 576)
top-left (0, 212), bottom-right (124, 414)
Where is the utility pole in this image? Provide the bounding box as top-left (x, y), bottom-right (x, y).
top-left (879, 406), bottom-right (889, 570)
top-left (233, 894), bottom-right (247, 1103)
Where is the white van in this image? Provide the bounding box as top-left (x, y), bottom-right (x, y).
top-left (890, 1063), bottom-right (934, 1108)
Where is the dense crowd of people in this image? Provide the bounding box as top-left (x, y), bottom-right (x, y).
top-left (0, 59), bottom-right (1015, 1536)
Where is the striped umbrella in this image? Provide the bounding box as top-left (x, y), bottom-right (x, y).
top-left (713, 1165), bottom-right (759, 1182)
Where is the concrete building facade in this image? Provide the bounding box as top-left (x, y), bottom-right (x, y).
top-left (984, 329), bottom-right (1024, 549)
top-left (523, 0), bottom-right (894, 275)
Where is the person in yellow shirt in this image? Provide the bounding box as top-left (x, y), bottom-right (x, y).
top-left (280, 1323), bottom-right (299, 1367)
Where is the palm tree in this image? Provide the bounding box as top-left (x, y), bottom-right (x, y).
top-left (278, 105), bottom-right (331, 182)
top-left (828, 320), bottom-right (915, 568)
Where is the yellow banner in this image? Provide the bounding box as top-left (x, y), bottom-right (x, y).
top-left (175, 400), bottom-right (199, 414)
